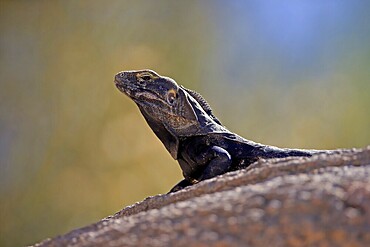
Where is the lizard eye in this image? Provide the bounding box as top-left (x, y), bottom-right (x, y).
top-left (141, 75), bottom-right (151, 81)
top-left (167, 90), bottom-right (177, 105)
top-left (137, 73), bottom-right (152, 85)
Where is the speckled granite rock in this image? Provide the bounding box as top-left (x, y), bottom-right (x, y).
top-left (33, 146), bottom-right (370, 247)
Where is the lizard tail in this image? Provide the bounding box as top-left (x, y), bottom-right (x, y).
top-left (260, 145), bottom-right (337, 159)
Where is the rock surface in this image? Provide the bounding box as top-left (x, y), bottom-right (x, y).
top-left (33, 147), bottom-right (370, 247)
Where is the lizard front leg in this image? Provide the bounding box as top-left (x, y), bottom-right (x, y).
top-left (168, 179), bottom-right (192, 193)
top-left (195, 146), bottom-right (232, 181)
top-left (168, 146), bottom-right (232, 193)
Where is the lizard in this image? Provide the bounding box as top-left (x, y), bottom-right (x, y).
top-left (114, 69), bottom-right (332, 193)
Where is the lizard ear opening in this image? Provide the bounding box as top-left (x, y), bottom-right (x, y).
top-left (178, 89), bottom-right (198, 122)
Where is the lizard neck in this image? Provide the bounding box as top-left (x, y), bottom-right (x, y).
top-left (138, 106), bottom-right (180, 159)
top-left (183, 92), bottom-right (229, 135)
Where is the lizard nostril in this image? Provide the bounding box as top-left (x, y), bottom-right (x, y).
top-left (115, 73), bottom-right (123, 83)
top-left (115, 72), bottom-right (124, 79)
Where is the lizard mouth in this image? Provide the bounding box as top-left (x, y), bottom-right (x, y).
top-left (115, 81), bottom-right (126, 91)
top-left (115, 80), bottom-right (159, 104)
top-left (115, 79), bottom-right (135, 98)
top-left (115, 82), bottom-right (129, 94)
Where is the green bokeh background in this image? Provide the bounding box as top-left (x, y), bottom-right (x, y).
top-left (1, 1), bottom-right (369, 246)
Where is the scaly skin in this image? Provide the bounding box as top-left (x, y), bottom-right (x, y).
top-left (114, 69), bottom-right (331, 192)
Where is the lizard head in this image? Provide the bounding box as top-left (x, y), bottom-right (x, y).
top-left (114, 69), bottom-right (198, 125)
top-left (115, 70), bottom-right (176, 105)
top-left (115, 69), bottom-right (202, 158)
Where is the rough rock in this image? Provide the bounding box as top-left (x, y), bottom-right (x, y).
top-left (33, 146), bottom-right (370, 247)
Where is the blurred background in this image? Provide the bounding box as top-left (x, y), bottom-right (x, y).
top-left (1, 1), bottom-right (369, 246)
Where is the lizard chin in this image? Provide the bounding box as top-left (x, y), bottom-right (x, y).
top-left (115, 82), bottom-right (136, 98)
